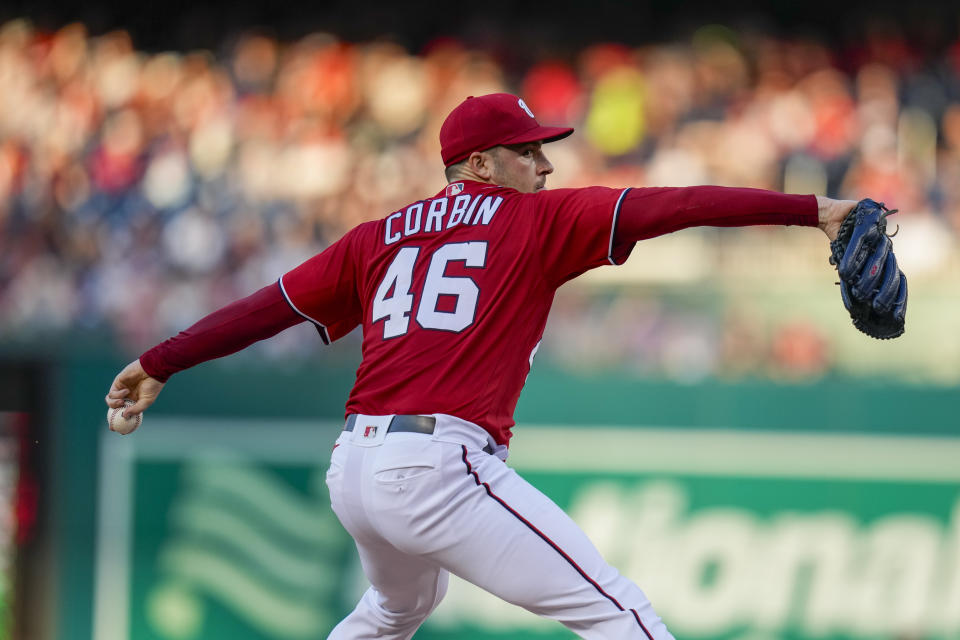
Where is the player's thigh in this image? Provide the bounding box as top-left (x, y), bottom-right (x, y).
top-left (431, 447), bottom-right (625, 613)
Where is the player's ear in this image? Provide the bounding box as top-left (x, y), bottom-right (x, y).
top-left (467, 150), bottom-right (495, 180)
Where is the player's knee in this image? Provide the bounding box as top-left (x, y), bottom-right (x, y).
top-left (406, 571), bottom-right (448, 622)
top-left (369, 574), bottom-right (448, 629)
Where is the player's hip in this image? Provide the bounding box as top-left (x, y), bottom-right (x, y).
top-left (325, 413), bottom-right (510, 549)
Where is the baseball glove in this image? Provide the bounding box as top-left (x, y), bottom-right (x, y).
top-left (828, 198), bottom-right (907, 339)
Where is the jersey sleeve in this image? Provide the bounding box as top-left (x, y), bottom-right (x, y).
top-left (278, 226), bottom-right (365, 344)
top-left (531, 186), bottom-right (635, 287)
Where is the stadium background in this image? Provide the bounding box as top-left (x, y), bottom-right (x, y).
top-left (0, 0), bottom-right (958, 638)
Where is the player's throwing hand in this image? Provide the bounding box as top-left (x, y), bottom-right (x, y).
top-left (104, 359), bottom-right (165, 428)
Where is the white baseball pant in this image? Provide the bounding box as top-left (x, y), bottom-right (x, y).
top-left (325, 413), bottom-right (673, 640)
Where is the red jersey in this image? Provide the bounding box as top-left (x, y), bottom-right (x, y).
top-left (280, 181), bottom-right (634, 445)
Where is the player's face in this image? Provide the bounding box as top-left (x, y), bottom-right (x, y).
top-left (489, 142), bottom-right (554, 193)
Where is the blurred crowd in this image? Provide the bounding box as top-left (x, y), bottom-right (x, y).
top-left (0, 18), bottom-right (958, 379)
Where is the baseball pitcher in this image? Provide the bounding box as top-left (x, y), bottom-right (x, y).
top-left (106, 93), bottom-right (906, 639)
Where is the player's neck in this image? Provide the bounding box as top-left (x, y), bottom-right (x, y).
top-left (447, 168), bottom-right (496, 186)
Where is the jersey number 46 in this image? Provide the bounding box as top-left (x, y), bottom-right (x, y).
top-left (372, 241), bottom-right (487, 339)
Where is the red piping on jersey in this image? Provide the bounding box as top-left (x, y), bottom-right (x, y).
top-left (278, 276), bottom-right (331, 344)
top-left (608, 188), bottom-right (633, 265)
top-left (460, 445), bottom-right (655, 639)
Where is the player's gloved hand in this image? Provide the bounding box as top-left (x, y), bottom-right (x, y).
top-left (828, 198), bottom-right (907, 339)
top-left (105, 359), bottom-right (165, 418)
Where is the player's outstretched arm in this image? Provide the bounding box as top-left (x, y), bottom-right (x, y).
top-left (615, 186), bottom-right (852, 243)
top-left (612, 187), bottom-right (906, 339)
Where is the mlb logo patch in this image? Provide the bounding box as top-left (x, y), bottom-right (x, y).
top-left (446, 182), bottom-right (464, 196)
top-left (363, 425), bottom-right (378, 438)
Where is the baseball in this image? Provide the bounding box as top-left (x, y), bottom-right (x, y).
top-left (107, 399), bottom-right (142, 435)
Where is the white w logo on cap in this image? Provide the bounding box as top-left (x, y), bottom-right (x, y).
top-left (517, 98), bottom-right (535, 119)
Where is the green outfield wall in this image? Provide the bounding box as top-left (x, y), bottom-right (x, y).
top-left (52, 355), bottom-right (960, 640)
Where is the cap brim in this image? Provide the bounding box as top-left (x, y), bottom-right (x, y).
top-left (503, 125), bottom-right (575, 147)
top-left (443, 125), bottom-right (575, 166)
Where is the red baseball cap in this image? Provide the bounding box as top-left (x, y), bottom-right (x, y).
top-left (439, 93), bottom-right (574, 166)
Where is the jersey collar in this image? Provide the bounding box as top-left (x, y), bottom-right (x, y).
top-left (437, 180), bottom-right (500, 199)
